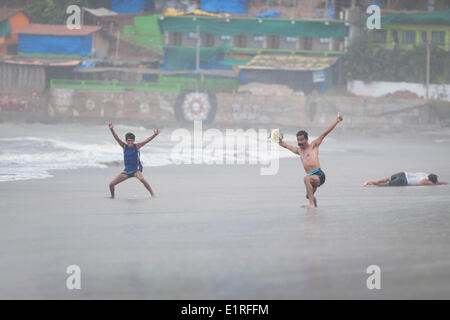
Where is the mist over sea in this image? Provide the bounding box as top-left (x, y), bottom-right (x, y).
top-left (0, 122), bottom-right (348, 182)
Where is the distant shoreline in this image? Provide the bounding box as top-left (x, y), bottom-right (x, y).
top-left (1, 113), bottom-right (449, 134)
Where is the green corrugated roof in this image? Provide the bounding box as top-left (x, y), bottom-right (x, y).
top-left (381, 10), bottom-right (450, 26)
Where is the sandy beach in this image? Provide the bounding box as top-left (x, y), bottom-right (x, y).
top-left (1, 125), bottom-right (450, 299)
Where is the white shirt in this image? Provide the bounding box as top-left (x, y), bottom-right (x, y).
top-left (405, 172), bottom-right (429, 185)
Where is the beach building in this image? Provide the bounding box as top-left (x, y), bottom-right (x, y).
top-left (347, 9), bottom-right (450, 99)
top-left (201, 0), bottom-right (248, 14)
top-left (1, 24), bottom-right (101, 93)
top-left (111, 0), bottom-right (155, 14)
top-left (369, 10), bottom-right (450, 51)
top-left (0, 56), bottom-right (81, 92)
top-left (155, 14), bottom-right (346, 92)
top-left (16, 24), bottom-right (102, 57)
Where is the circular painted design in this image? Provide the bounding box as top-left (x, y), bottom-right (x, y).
top-left (181, 92), bottom-right (211, 121)
top-left (86, 99), bottom-right (96, 111)
top-left (139, 102), bottom-right (150, 113)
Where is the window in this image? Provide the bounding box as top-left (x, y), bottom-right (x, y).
top-left (372, 30), bottom-right (387, 43)
top-left (302, 37), bottom-right (313, 50)
top-left (267, 35), bottom-right (280, 49)
top-left (188, 32), bottom-right (198, 39)
top-left (234, 35), bottom-right (247, 48)
top-left (203, 34), bottom-right (215, 47)
top-left (432, 31), bottom-right (445, 45)
top-left (319, 38), bottom-right (330, 43)
top-left (253, 35), bottom-right (264, 42)
top-left (391, 30), bottom-right (399, 44)
top-left (220, 35), bottom-right (231, 41)
top-left (421, 30), bottom-right (428, 44)
top-left (402, 30), bottom-right (416, 44)
top-left (402, 30), bottom-right (415, 44)
top-left (286, 36), bottom-right (297, 42)
top-left (169, 32), bottom-right (182, 46)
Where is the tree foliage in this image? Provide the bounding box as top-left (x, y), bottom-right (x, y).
top-left (343, 35), bottom-right (450, 84)
top-left (0, 0), bottom-right (100, 24)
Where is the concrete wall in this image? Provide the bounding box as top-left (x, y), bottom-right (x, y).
top-left (215, 93), bottom-right (435, 129)
top-left (92, 31), bottom-right (110, 59)
top-left (348, 80), bottom-right (450, 101)
top-left (47, 89), bottom-right (176, 120)
top-left (248, 0), bottom-right (324, 19)
top-left (40, 88), bottom-right (445, 129)
top-left (303, 95), bottom-right (433, 129)
top-left (215, 92), bottom-right (306, 126)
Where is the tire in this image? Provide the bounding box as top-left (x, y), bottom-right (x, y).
top-left (174, 91), bottom-right (217, 124)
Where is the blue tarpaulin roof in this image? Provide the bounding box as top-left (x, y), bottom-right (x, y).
top-left (254, 10), bottom-right (281, 18)
top-left (111, 0), bottom-right (147, 14)
top-left (77, 59), bottom-right (99, 69)
top-left (201, 0), bottom-right (248, 14)
top-left (18, 34), bottom-right (93, 56)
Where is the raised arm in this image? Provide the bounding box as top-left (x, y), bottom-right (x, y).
top-left (312, 112), bottom-right (343, 148)
top-left (137, 129), bottom-right (160, 149)
top-left (108, 122), bottom-right (125, 148)
top-left (279, 140), bottom-right (300, 155)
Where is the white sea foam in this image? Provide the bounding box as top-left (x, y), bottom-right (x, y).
top-left (0, 127), bottom-right (342, 182)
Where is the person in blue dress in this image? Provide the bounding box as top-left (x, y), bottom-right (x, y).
top-left (108, 122), bottom-right (160, 198)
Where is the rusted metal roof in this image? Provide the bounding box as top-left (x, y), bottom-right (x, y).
top-left (240, 54), bottom-right (338, 71)
top-left (1, 57), bottom-right (81, 67)
top-left (75, 67), bottom-right (238, 76)
top-left (82, 7), bottom-right (118, 17)
top-left (16, 24), bottom-right (101, 36)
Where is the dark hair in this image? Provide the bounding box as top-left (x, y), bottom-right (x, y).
top-left (428, 174), bottom-right (438, 184)
top-left (125, 132), bottom-right (135, 141)
top-left (296, 130), bottom-right (308, 139)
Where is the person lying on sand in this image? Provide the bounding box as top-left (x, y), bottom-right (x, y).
top-left (279, 113), bottom-right (343, 208)
top-left (363, 172), bottom-right (448, 187)
top-left (108, 123), bottom-right (160, 198)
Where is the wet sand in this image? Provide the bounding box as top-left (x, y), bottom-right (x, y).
top-left (0, 132), bottom-right (449, 299)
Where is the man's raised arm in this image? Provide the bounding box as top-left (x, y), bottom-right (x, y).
top-left (279, 140), bottom-right (300, 155)
top-left (312, 112), bottom-right (343, 148)
top-left (137, 129), bottom-right (160, 149)
top-left (109, 122), bottom-right (125, 148)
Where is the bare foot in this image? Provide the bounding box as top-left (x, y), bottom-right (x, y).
top-left (363, 182), bottom-right (369, 187)
top-left (306, 195), bottom-right (317, 206)
top-left (302, 204), bottom-right (317, 209)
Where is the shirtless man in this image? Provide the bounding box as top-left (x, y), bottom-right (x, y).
top-left (363, 172), bottom-right (447, 187)
top-left (279, 113), bottom-right (343, 208)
